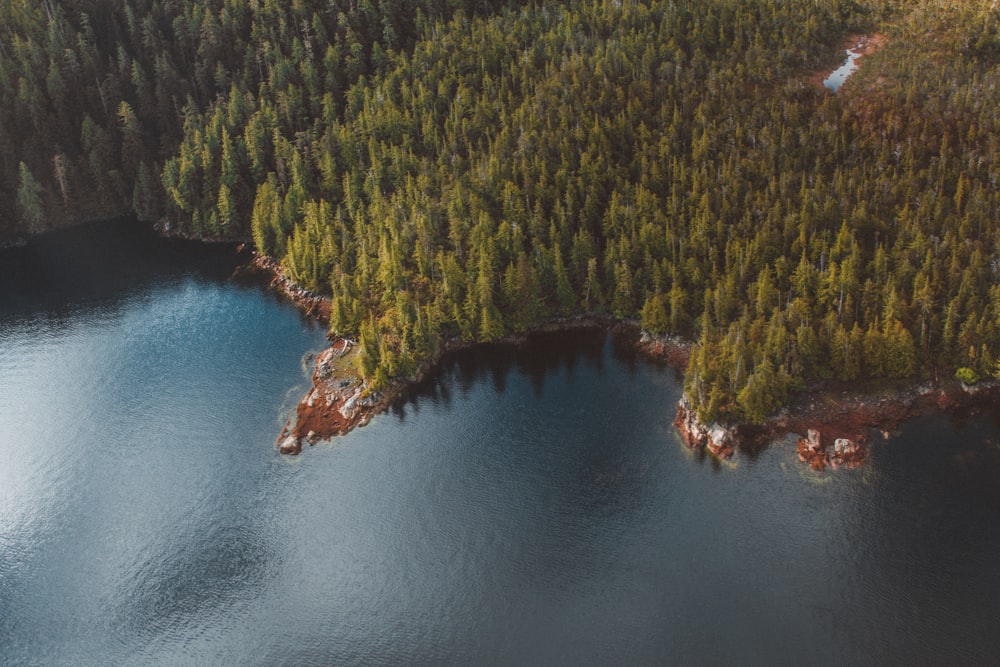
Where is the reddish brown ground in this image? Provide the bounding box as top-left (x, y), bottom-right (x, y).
top-left (737, 377), bottom-right (1000, 470)
top-left (795, 431), bottom-right (868, 472)
top-left (808, 33), bottom-right (888, 89)
top-left (281, 315), bottom-right (623, 453)
top-left (283, 340), bottom-right (380, 446)
top-left (669, 372), bottom-right (999, 471)
top-left (774, 381), bottom-right (952, 443)
top-left (634, 331), bottom-right (691, 370)
top-left (634, 326), bottom-right (1000, 472)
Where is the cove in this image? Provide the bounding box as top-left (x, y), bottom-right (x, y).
top-left (2, 220), bottom-right (1000, 665)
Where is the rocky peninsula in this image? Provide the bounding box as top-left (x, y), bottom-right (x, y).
top-left (276, 315), bottom-right (631, 455)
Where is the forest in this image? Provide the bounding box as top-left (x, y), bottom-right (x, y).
top-left (2, 0), bottom-right (1000, 425)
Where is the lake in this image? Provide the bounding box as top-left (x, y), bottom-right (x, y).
top-left (2, 220), bottom-right (999, 665)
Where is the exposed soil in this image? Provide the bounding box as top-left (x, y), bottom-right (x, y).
top-left (282, 339), bottom-right (382, 445)
top-left (850, 33), bottom-right (888, 58)
top-left (751, 378), bottom-right (958, 450)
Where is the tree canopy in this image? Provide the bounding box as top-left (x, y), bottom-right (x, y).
top-left (3, 0), bottom-right (1000, 423)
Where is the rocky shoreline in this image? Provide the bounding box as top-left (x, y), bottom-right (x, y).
top-left (248, 252), bottom-right (1000, 466)
top-left (672, 374), bottom-right (1000, 471)
top-left (248, 253), bottom-right (331, 323)
top-left (277, 311), bottom-right (621, 455)
top-left (16, 219), bottom-right (993, 467)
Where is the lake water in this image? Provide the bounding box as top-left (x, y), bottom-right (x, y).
top-left (2, 220), bottom-right (1000, 665)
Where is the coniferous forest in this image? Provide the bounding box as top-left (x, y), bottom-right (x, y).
top-left (3, 0), bottom-right (1000, 425)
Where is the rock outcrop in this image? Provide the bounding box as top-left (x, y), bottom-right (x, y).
top-left (252, 253), bottom-right (330, 322)
top-left (674, 396), bottom-right (736, 459)
top-left (276, 337), bottom-right (389, 454)
top-left (797, 429), bottom-right (827, 470)
top-left (804, 429), bottom-right (822, 451)
top-left (635, 330), bottom-right (691, 369)
top-left (279, 435), bottom-right (302, 456)
top-left (797, 429), bottom-right (867, 470)
top-left (676, 392), bottom-right (874, 471)
top-left (830, 436), bottom-right (866, 468)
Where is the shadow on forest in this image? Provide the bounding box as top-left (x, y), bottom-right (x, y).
top-left (0, 218), bottom-right (251, 322)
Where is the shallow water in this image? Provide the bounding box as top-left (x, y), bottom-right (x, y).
top-left (824, 45), bottom-right (862, 92)
top-left (2, 220), bottom-right (1000, 665)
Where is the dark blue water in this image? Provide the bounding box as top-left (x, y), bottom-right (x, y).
top-left (2, 220), bottom-right (1000, 665)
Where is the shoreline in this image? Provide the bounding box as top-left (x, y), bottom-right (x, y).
top-left (238, 245), bottom-right (1000, 468)
top-left (673, 372), bottom-right (1000, 470)
top-left (276, 314), bottom-right (625, 455)
top-left (247, 253), bottom-right (331, 323)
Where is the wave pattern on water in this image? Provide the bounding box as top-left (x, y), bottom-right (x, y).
top-left (2, 220), bottom-right (1000, 665)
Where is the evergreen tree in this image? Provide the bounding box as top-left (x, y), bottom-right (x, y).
top-left (16, 162), bottom-right (45, 234)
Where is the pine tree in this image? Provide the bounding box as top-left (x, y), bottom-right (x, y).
top-left (641, 294), bottom-right (669, 335)
top-left (16, 162), bottom-right (45, 234)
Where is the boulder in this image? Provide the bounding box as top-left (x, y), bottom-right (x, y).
top-left (828, 436), bottom-right (868, 467)
top-left (797, 430), bottom-right (829, 471)
top-left (674, 396), bottom-right (707, 448)
top-left (279, 435), bottom-right (302, 455)
top-left (834, 438), bottom-right (855, 454)
top-left (673, 396), bottom-right (735, 458)
top-left (707, 424), bottom-right (736, 459)
top-left (805, 429), bottom-right (822, 452)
